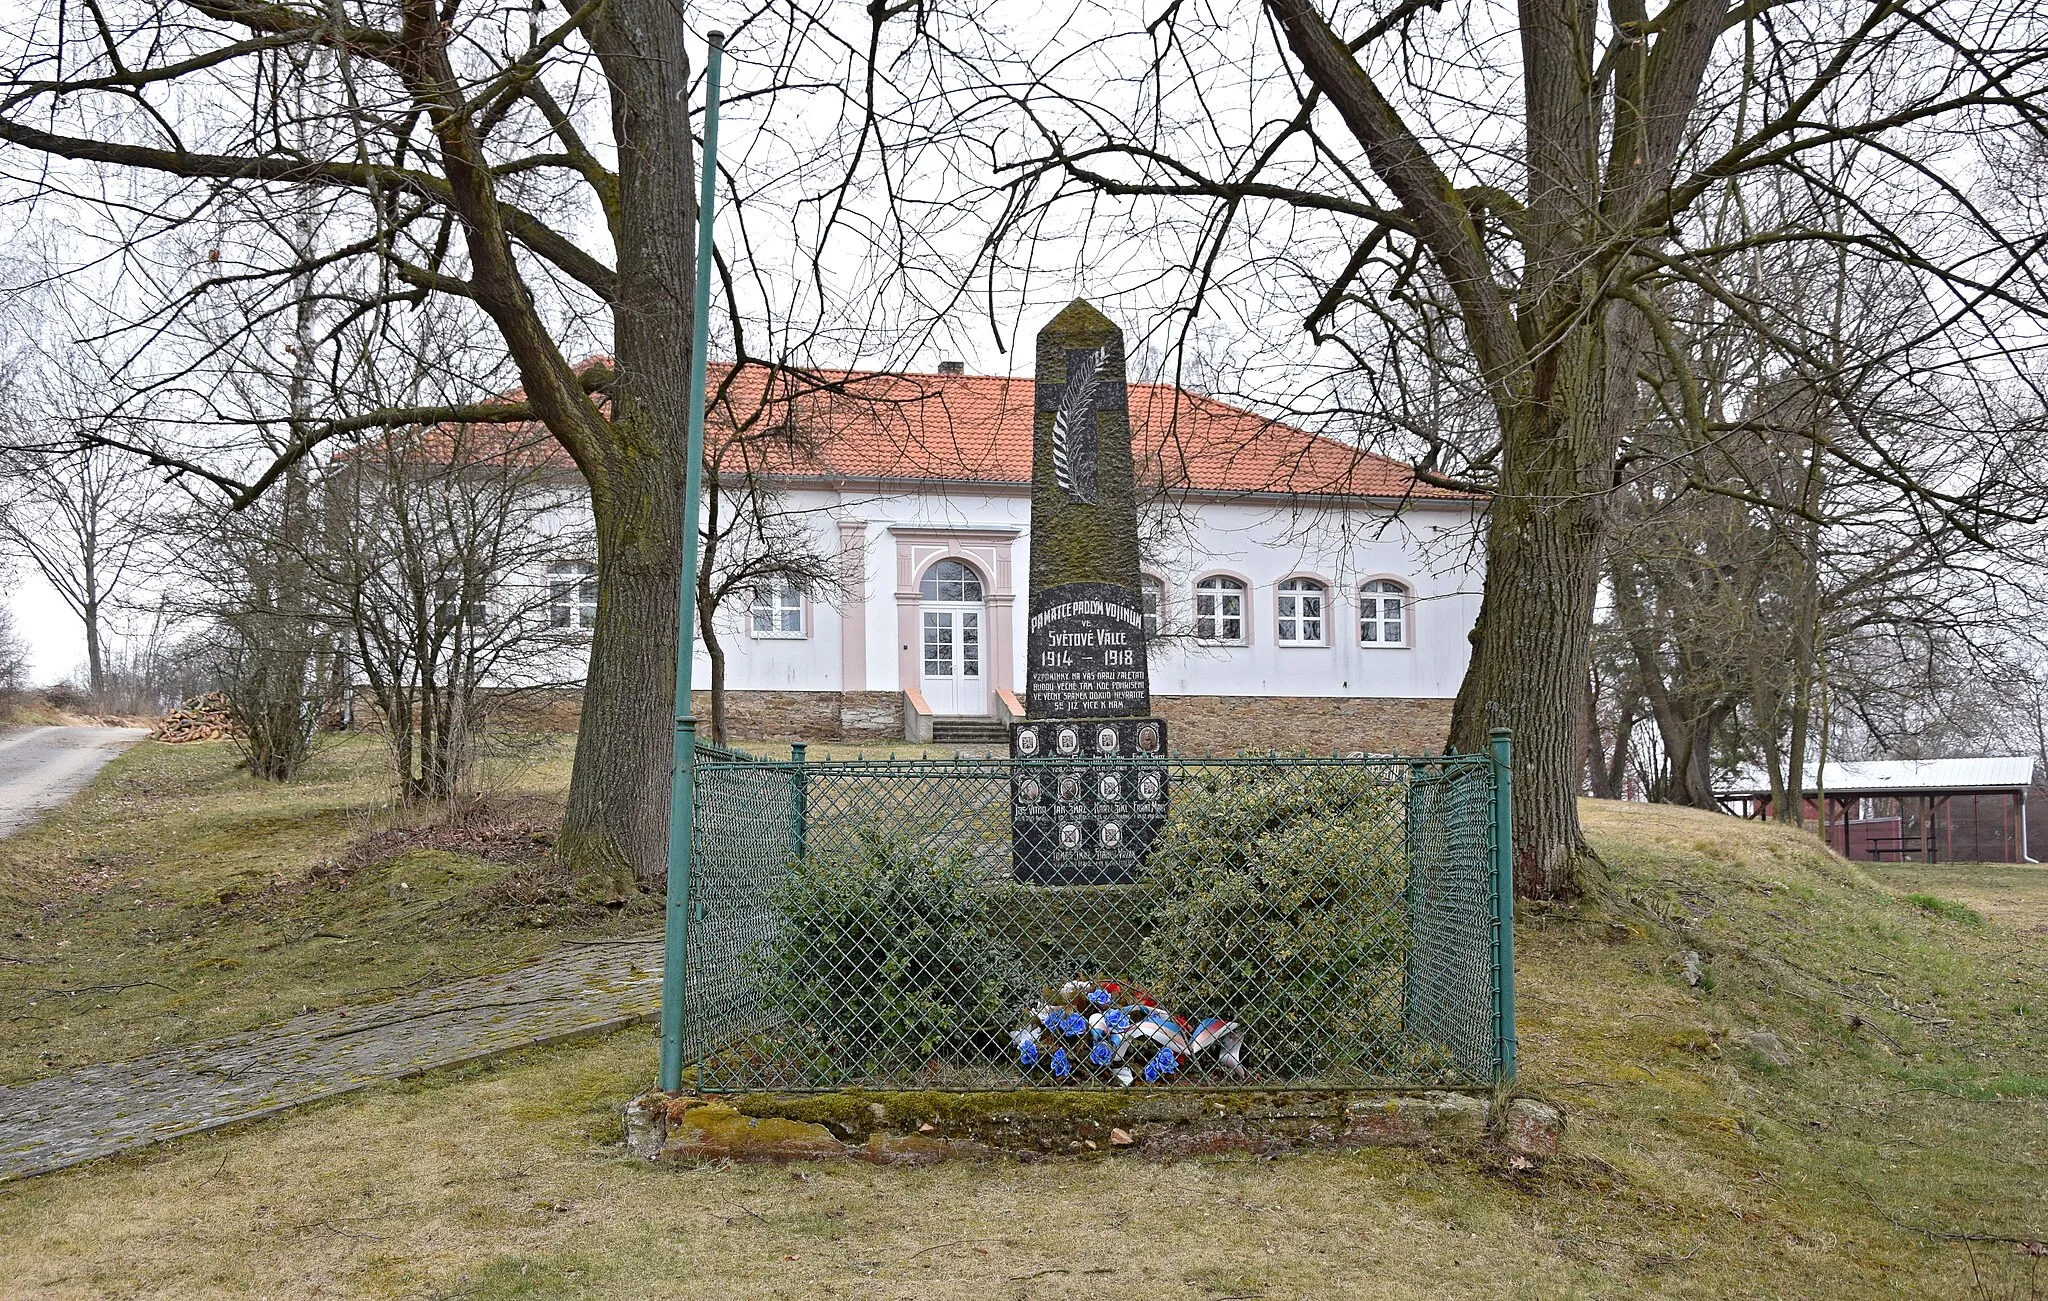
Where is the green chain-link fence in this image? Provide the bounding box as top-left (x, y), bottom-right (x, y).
top-left (677, 746), bottom-right (1513, 1093)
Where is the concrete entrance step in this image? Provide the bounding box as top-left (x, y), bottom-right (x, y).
top-left (931, 718), bottom-right (1011, 745)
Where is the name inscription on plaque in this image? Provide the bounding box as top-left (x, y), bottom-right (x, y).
top-left (1011, 718), bottom-right (1169, 886)
top-left (1026, 581), bottom-right (1149, 720)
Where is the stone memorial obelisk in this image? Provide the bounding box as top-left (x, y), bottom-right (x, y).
top-left (1010, 300), bottom-right (1169, 885)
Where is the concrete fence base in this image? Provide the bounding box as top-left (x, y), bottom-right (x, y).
top-left (623, 1087), bottom-right (1562, 1166)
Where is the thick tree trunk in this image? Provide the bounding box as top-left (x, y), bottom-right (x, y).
top-left (1450, 495), bottom-right (1606, 897)
top-left (1670, 714), bottom-right (1721, 809)
top-left (392, 0), bottom-right (693, 891)
top-left (562, 488), bottom-right (685, 896)
top-left (1267, 0), bottom-right (1721, 899)
top-left (1450, 326), bottom-right (1619, 900)
top-left (556, 0), bottom-right (698, 897)
top-left (1608, 566), bottom-right (1723, 809)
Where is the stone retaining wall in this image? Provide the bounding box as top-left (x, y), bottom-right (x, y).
top-left (462, 690), bottom-right (1449, 751)
top-left (1149, 694), bottom-right (1452, 755)
top-left (483, 692), bottom-right (909, 741)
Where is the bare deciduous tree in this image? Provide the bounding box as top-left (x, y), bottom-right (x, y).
top-left (0, 2), bottom-right (973, 896)
top-left (696, 461), bottom-right (843, 749)
top-left (0, 588), bottom-right (29, 696)
top-left (895, 0), bottom-right (2048, 896)
top-left (0, 0), bottom-right (716, 895)
top-left (319, 420), bottom-right (590, 808)
top-left (1592, 192), bottom-right (2046, 822)
top-left (0, 441), bottom-right (169, 703)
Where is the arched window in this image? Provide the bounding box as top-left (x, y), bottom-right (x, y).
top-left (1276, 577), bottom-right (1326, 646)
top-left (1138, 575), bottom-right (1166, 639)
top-left (1360, 579), bottom-right (1409, 647)
top-left (1193, 575), bottom-right (1246, 644)
top-left (919, 558), bottom-right (984, 602)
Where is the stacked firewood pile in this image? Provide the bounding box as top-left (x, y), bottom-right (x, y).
top-left (151, 693), bottom-right (240, 743)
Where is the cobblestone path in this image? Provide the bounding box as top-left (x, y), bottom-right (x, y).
top-left (0, 939), bottom-right (663, 1181)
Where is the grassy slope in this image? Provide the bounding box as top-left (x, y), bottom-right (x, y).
top-left (0, 734), bottom-right (1022, 1082)
top-left (0, 698), bottom-right (68, 728)
top-left (2, 772), bottom-right (2045, 1297)
top-left (0, 736), bottom-right (645, 1082)
top-left (1867, 860), bottom-right (2048, 933)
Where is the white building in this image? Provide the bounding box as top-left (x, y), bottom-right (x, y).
top-left (544, 366), bottom-right (1485, 753)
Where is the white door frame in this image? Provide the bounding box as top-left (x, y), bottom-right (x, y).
top-left (919, 600), bottom-right (986, 716)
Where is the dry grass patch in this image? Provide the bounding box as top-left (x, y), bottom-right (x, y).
top-left (4, 760), bottom-right (2044, 1297)
top-left (0, 735), bottom-right (644, 1083)
top-left (5, 801), bottom-right (2043, 1297)
top-left (0, 1031), bottom-right (1909, 1299)
top-left (1864, 860), bottom-right (2048, 934)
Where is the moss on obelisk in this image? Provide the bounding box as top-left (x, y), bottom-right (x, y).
top-left (1029, 299), bottom-right (1143, 598)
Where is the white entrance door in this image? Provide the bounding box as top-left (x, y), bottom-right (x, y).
top-left (919, 559), bottom-right (986, 716)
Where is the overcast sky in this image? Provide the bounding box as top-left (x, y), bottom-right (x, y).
top-left (8, 570), bottom-right (73, 685)
top-left (3, 0), bottom-right (2039, 690)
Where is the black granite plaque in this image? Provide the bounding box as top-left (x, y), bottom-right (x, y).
top-left (1010, 719), bottom-right (1168, 885)
top-left (1026, 581), bottom-right (1150, 720)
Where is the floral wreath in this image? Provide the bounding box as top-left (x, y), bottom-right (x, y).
top-left (1011, 978), bottom-right (1245, 1086)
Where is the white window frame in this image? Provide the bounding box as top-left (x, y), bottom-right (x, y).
top-left (1359, 579), bottom-right (1410, 648)
top-left (435, 575), bottom-right (490, 632)
top-left (750, 577), bottom-right (807, 639)
top-left (1193, 575), bottom-right (1248, 645)
top-left (548, 560), bottom-right (598, 630)
top-left (1276, 577), bottom-right (1327, 647)
top-left (919, 558), bottom-right (986, 603)
top-left (1138, 574), bottom-right (1167, 639)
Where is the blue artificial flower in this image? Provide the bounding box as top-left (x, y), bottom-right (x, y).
top-left (1089, 1041), bottom-right (1113, 1067)
top-left (1018, 1039), bottom-right (1039, 1067)
top-left (1142, 1060), bottom-right (1162, 1084)
top-left (1104, 1008), bottom-right (1131, 1032)
top-left (1087, 987), bottom-right (1111, 1006)
top-left (1060, 1012), bottom-right (1088, 1037)
top-left (1155, 1049), bottom-right (1178, 1075)
top-left (1051, 1048), bottom-right (1071, 1078)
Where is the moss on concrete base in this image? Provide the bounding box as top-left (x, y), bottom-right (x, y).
top-left (623, 1086), bottom-right (1529, 1165)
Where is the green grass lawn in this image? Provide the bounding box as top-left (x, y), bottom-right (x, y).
top-left (1864, 859), bottom-right (2048, 933)
top-left (2, 750), bottom-right (2045, 1297)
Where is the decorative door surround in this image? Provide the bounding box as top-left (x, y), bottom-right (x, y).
top-left (837, 519), bottom-right (868, 691)
top-left (889, 526), bottom-right (1020, 710)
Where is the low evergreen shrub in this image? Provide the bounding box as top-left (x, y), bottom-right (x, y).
top-left (760, 827), bottom-right (1013, 1080)
top-left (1139, 766), bottom-right (1411, 1078)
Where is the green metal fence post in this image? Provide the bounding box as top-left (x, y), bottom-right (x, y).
top-left (657, 28), bottom-right (725, 1096)
top-left (1488, 728), bottom-right (1518, 1083)
top-left (1402, 759), bottom-right (1426, 1035)
top-left (788, 742), bottom-right (807, 860)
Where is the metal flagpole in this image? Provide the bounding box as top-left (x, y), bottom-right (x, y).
top-left (659, 28), bottom-right (724, 1095)
top-left (1489, 728), bottom-right (1518, 1083)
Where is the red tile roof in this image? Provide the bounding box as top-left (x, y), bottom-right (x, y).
top-left (453, 362), bottom-right (1474, 502)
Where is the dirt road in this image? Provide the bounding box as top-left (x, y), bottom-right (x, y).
top-left (0, 726), bottom-right (149, 838)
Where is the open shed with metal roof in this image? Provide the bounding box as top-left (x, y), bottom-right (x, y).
top-left (1717, 757), bottom-right (2040, 864)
